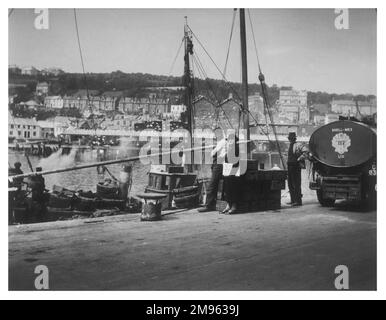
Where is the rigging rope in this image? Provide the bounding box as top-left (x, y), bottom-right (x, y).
top-left (192, 54), bottom-right (234, 130)
top-left (189, 24), bottom-right (251, 132)
top-left (188, 24), bottom-right (259, 131)
top-left (73, 9), bottom-right (90, 101)
top-left (223, 9), bottom-right (237, 77)
top-left (247, 9), bottom-right (262, 73)
top-left (188, 20), bottom-right (285, 168)
top-left (187, 26), bottom-right (243, 103)
top-left (168, 37), bottom-right (185, 78)
top-left (259, 74), bottom-right (286, 169)
top-left (246, 9), bottom-right (286, 169)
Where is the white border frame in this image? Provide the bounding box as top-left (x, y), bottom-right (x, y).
top-left (2, 1), bottom-right (383, 300)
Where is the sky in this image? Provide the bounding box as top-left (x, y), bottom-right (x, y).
top-left (8, 8), bottom-right (377, 95)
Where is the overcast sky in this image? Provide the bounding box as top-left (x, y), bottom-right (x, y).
top-left (8, 8), bottom-right (377, 95)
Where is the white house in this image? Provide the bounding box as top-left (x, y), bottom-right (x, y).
top-left (44, 96), bottom-right (64, 109)
top-left (330, 100), bottom-right (357, 116)
top-left (9, 115), bottom-right (41, 139)
top-left (37, 120), bottom-right (55, 138)
top-left (171, 104), bottom-right (187, 115)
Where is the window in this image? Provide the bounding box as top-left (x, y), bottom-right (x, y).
top-left (33, 126), bottom-right (36, 129)
top-left (28, 125), bottom-right (30, 129)
top-left (18, 131), bottom-right (21, 136)
top-left (11, 125), bottom-right (14, 129)
top-left (10, 131), bottom-right (13, 135)
top-left (33, 132), bottom-right (36, 136)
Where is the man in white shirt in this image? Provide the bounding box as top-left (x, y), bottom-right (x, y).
top-left (198, 129), bottom-right (226, 212)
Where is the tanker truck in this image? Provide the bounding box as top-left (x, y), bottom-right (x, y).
top-left (308, 120), bottom-right (376, 210)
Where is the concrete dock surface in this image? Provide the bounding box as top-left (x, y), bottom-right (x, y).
top-left (9, 200), bottom-right (376, 290)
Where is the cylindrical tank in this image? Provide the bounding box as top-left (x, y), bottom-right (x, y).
top-left (309, 120), bottom-right (376, 169)
top-left (309, 120), bottom-right (377, 210)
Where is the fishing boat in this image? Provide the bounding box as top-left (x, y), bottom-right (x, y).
top-left (143, 19), bottom-right (201, 210)
top-left (144, 11), bottom-right (288, 212)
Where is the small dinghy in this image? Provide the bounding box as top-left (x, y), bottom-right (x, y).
top-left (96, 179), bottom-right (120, 199)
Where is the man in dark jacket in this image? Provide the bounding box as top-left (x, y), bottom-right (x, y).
top-left (10, 162), bottom-right (24, 190)
top-left (287, 132), bottom-right (308, 206)
top-left (29, 167), bottom-right (48, 222)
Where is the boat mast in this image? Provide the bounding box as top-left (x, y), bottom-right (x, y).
top-left (183, 16), bottom-right (194, 137)
top-left (239, 8), bottom-right (250, 157)
top-left (183, 16), bottom-right (194, 170)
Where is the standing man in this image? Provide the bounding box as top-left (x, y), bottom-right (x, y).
top-left (12, 162), bottom-right (24, 190)
top-left (9, 162), bottom-right (24, 224)
top-left (29, 167), bottom-right (48, 222)
top-left (287, 132), bottom-right (308, 206)
top-left (198, 128), bottom-right (227, 212)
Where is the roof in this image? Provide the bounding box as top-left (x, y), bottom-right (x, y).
top-left (25, 100), bottom-right (40, 107)
top-left (22, 66), bottom-right (39, 71)
top-left (45, 95), bottom-right (62, 100)
top-left (9, 117), bottom-right (39, 126)
top-left (37, 120), bottom-right (55, 129)
top-left (331, 99), bottom-right (356, 106)
top-left (46, 116), bottom-right (71, 125)
top-left (357, 101), bottom-right (374, 107)
top-left (74, 89), bottom-right (99, 97)
top-left (279, 90), bottom-right (307, 97)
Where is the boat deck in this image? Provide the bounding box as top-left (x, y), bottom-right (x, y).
top-left (9, 199), bottom-right (376, 290)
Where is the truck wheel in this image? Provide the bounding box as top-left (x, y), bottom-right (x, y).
top-left (317, 189), bottom-right (335, 207)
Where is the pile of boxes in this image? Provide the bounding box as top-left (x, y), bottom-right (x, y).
top-left (216, 160), bottom-right (287, 212)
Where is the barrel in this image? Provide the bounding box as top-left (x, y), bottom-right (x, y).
top-left (309, 120), bottom-right (376, 168)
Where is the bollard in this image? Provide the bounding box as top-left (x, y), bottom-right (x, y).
top-left (137, 193), bottom-right (167, 221)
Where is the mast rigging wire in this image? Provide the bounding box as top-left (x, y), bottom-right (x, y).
top-left (168, 37), bottom-right (185, 78)
top-left (187, 26), bottom-right (243, 103)
top-left (189, 23), bottom-right (268, 135)
top-left (223, 9), bottom-right (237, 77)
top-left (247, 9), bottom-right (262, 73)
top-left (192, 54), bottom-right (234, 130)
top-left (73, 9), bottom-right (90, 101)
top-left (188, 22), bottom-right (260, 129)
top-left (246, 9), bottom-right (286, 169)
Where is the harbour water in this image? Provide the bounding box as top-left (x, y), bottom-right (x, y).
top-left (8, 148), bottom-right (150, 195)
top-left (8, 146), bottom-right (214, 197)
top-left (9, 146), bottom-right (315, 201)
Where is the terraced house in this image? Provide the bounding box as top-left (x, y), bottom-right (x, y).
top-left (8, 115), bottom-right (41, 139)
